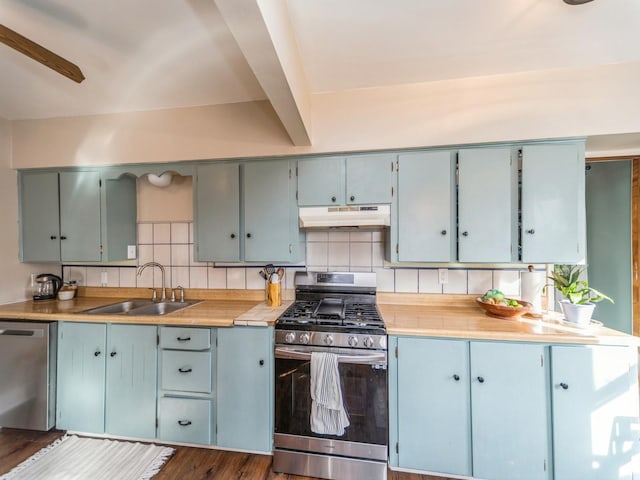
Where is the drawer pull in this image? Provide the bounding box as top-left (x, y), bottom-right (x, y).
top-left (94, 350), bottom-right (101, 357)
top-left (477, 376), bottom-right (485, 383)
top-left (177, 420), bottom-right (192, 426)
top-left (176, 336), bottom-right (191, 342)
top-left (178, 367), bottom-right (193, 373)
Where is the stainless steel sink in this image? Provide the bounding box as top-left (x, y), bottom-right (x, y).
top-left (79, 299), bottom-right (200, 316)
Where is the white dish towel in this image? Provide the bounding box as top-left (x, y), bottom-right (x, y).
top-left (310, 351), bottom-right (350, 436)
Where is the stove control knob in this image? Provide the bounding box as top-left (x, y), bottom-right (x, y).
top-left (348, 336), bottom-right (358, 347)
top-left (363, 336), bottom-right (375, 348)
top-left (284, 332), bottom-right (296, 343)
top-left (299, 333), bottom-right (310, 345)
top-left (324, 334), bottom-right (334, 346)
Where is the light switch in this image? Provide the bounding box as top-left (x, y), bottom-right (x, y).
top-left (127, 245), bottom-right (137, 259)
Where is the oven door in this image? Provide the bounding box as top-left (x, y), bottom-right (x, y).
top-left (274, 345), bottom-right (388, 449)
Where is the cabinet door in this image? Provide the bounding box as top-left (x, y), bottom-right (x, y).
top-left (243, 160), bottom-right (294, 262)
top-left (159, 397), bottom-right (212, 444)
top-left (397, 151), bottom-right (455, 262)
top-left (102, 175), bottom-right (137, 262)
top-left (19, 171), bottom-right (60, 262)
top-left (551, 345), bottom-right (638, 480)
top-left (396, 337), bottom-right (471, 476)
top-left (59, 171), bottom-right (102, 262)
top-left (217, 326), bottom-right (273, 453)
top-left (346, 153), bottom-right (394, 204)
top-left (194, 163), bottom-right (240, 261)
top-left (521, 143), bottom-right (585, 263)
top-left (56, 322), bottom-right (106, 433)
top-left (297, 156), bottom-right (345, 206)
top-left (470, 341), bottom-right (550, 480)
top-left (105, 324), bottom-right (157, 439)
top-left (458, 147), bottom-right (516, 262)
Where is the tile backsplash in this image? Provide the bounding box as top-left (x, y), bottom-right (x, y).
top-left (64, 224), bottom-right (529, 295)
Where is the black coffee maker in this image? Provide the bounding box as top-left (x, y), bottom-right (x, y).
top-left (33, 274), bottom-right (62, 301)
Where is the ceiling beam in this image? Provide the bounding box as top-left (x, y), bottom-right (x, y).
top-left (215, 0), bottom-right (311, 146)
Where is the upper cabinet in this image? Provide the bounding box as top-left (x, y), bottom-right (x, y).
top-left (521, 143), bottom-right (586, 264)
top-left (19, 169), bottom-right (137, 263)
top-left (457, 147), bottom-right (517, 263)
top-left (297, 153), bottom-right (395, 206)
top-left (194, 159), bottom-right (300, 263)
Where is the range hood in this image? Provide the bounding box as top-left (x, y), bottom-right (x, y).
top-left (299, 205), bottom-right (391, 228)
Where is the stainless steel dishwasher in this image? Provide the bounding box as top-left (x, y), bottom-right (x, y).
top-left (0, 320), bottom-right (57, 430)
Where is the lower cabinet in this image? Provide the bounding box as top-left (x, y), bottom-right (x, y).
top-left (56, 322), bottom-right (157, 438)
top-left (390, 336), bottom-right (640, 480)
top-left (216, 326), bottom-right (273, 453)
top-left (157, 326), bottom-right (216, 445)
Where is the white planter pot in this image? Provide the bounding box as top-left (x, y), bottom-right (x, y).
top-left (560, 300), bottom-right (595, 325)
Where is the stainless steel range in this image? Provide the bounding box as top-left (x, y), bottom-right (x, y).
top-left (273, 271), bottom-right (387, 480)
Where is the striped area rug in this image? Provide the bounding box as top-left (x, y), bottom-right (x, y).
top-left (0, 435), bottom-right (175, 480)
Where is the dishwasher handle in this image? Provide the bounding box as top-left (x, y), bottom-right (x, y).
top-left (0, 328), bottom-right (42, 337)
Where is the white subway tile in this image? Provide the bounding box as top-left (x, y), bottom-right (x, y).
top-left (306, 231), bottom-right (329, 242)
top-left (138, 223), bottom-right (153, 244)
top-left (328, 231), bottom-right (350, 242)
top-left (190, 267), bottom-right (208, 289)
top-left (208, 267), bottom-right (227, 289)
top-left (138, 245), bottom-right (153, 266)
top-left (154, 244), bottom-right (171, 266)
top-left (375, 268), bottom-right (395, 292)
top-left (307, 265), bottom-right (329, 272)
top-left (468, 270), bottom-right (493, 295)
top-left (64, 266), bottom-right (86, 286)
top-left (443, 269), bottom-right (468, 294)
top-left (86, 268), bottom-right (103, 287)
top-left (227, 269), bottom-right (246, 289)
top-left (372, 230), bottom-right (384, 242)
top-left (136, 268), bottom-right (153, 288)
top-left (350, 243), bottom-right (372, 269)
top-left (419, 269), bottom-right (442, 294)
top-left (171, 223), bottom-right (189, 244)
top-left (493, 270), bottom-right (520, 296)
top-left (171, 244), bottom-right (190, 267)
top-left (189, 222), bottom-right (194, 244)
top-left (306, 242), bottom-right (328, 267)
top-left (119, 268), bottom-right (137, 288)
top-left (171, 266), bottom-right (190, 289)
top-left (395, 269), bottom-right (418, 293)
top-left (153, 223), bottom-right (171, 244)
top-left (350, 231), bottom-right (372, 242)
top-left (189, 245), bottom-right (208, 266)
top-left (246, 268), bottom-right (267, 290)
top-left (328, 242), bottom-right (349, 266)
top-left (372, 242), bottom-right (385, 267)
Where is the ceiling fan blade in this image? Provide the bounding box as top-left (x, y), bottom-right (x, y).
top-left (0, 24), bottom-right (85, 83)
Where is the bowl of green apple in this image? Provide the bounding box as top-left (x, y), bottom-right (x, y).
top-left (476, 289), bottom-right (532, 320)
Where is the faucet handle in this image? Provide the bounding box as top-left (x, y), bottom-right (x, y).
top-left (149, 288), bottom-right (157, 301)
top-left (170, 289), bottom-right (176, 302)
top-left (177, 285), bottom-right (185, 302)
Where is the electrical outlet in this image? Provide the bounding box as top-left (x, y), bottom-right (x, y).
top-left (438, 268), bottom-right (449, 284)
top-left (127, 245), bottom-right (137, 259)
top-left (100, 271), bottom-right (108, 287)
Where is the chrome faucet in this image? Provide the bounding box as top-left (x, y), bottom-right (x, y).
top-left (137, 262), bottom-right (167, 301)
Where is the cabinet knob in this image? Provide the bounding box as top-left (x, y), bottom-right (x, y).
top-left (477, 376), bottom-right (485, 383)
top-left (247, 233), bottom-right (252, 238)
top-left (526, 229), bottom-right (535, 234)
top-left (453, 374), bottom-right (460, 381)
top-left (177, 420), bottom-right (192, 426)
top-left (178, 367), bottom-right (193, 373)
top-left (350, 195), bottom-right (355, 201)
top-left (259, 359), bottom-right (265, 366)
top-left (50, 235), bottom-right (57, 240)
top-left (230, 233), bottom-right (236, 239)
top-left (462, 231), bottom-right (468, 237)
top-left (441, 230), bottom-right (447, 236)
top-left (110, 351), bottom-right (117, 357)
top-left (331, 196), bottom-right (336, 203)
top-left (559, 382), bottom-right (569, 390)
top-left (94, 350), bottom-right (101, 357)
top-left (60, 236), bottom-right (67, 240)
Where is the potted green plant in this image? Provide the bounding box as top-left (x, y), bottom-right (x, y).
top-left (548, 264), bottom-right (613, 325)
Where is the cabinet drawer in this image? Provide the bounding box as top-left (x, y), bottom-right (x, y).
top-left (158, 397), bottom-right (211, 444)
top-left (161, 350), bottom-right (212, 393)
top-left (159, 327), bottom-right (210, 350)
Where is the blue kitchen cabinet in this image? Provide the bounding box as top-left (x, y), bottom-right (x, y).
top-left (297, 153), bottom-right (394, 206)
top-left (56, 322), bottom-right (107, 433)
top-left (195, 159), bottom-right (299, 262)
top-left (105, 324), bottom-right (158, 439)
top-left (217, 326), bottom-right (274, 453)
top-left (551, 345), bottom-right (639, 480)
top-left (57, 322), bottom-right (157, 438)
top-left (470, 341), bottom-right (550, 480)
top-left (393, 150), bottom-right (456, 262)
top-left (458, 147), bottom-right (517, 262)
top-left (521, 142), bottom-right (586, 263)
top-left (391, 336), bottom-right (472, 476)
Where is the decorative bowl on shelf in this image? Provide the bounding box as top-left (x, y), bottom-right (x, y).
top-left (476, 298), bottom-right (532, 320)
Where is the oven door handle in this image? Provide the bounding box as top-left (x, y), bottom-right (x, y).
top-left (274, 346), bottom-right (386, 365)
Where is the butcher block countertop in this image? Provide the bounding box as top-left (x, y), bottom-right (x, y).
top-left (377, 293), bottom-right (638, 346)
top-left (0, 287), bottom-right (291, 327)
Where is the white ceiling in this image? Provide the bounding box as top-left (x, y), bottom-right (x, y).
top-left (1, 0), bottom-right (639, 126)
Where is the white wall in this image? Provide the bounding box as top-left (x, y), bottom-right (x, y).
top-left (0, 118), bottom-right (50, 303)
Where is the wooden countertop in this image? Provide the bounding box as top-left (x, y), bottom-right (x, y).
top-left (378, 294), bottom-right (638, 346)
top-left (0, 288), bottom-right (290, 327)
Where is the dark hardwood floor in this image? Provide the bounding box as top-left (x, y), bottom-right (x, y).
top-left (0, 428), bottom-right (454, 480)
